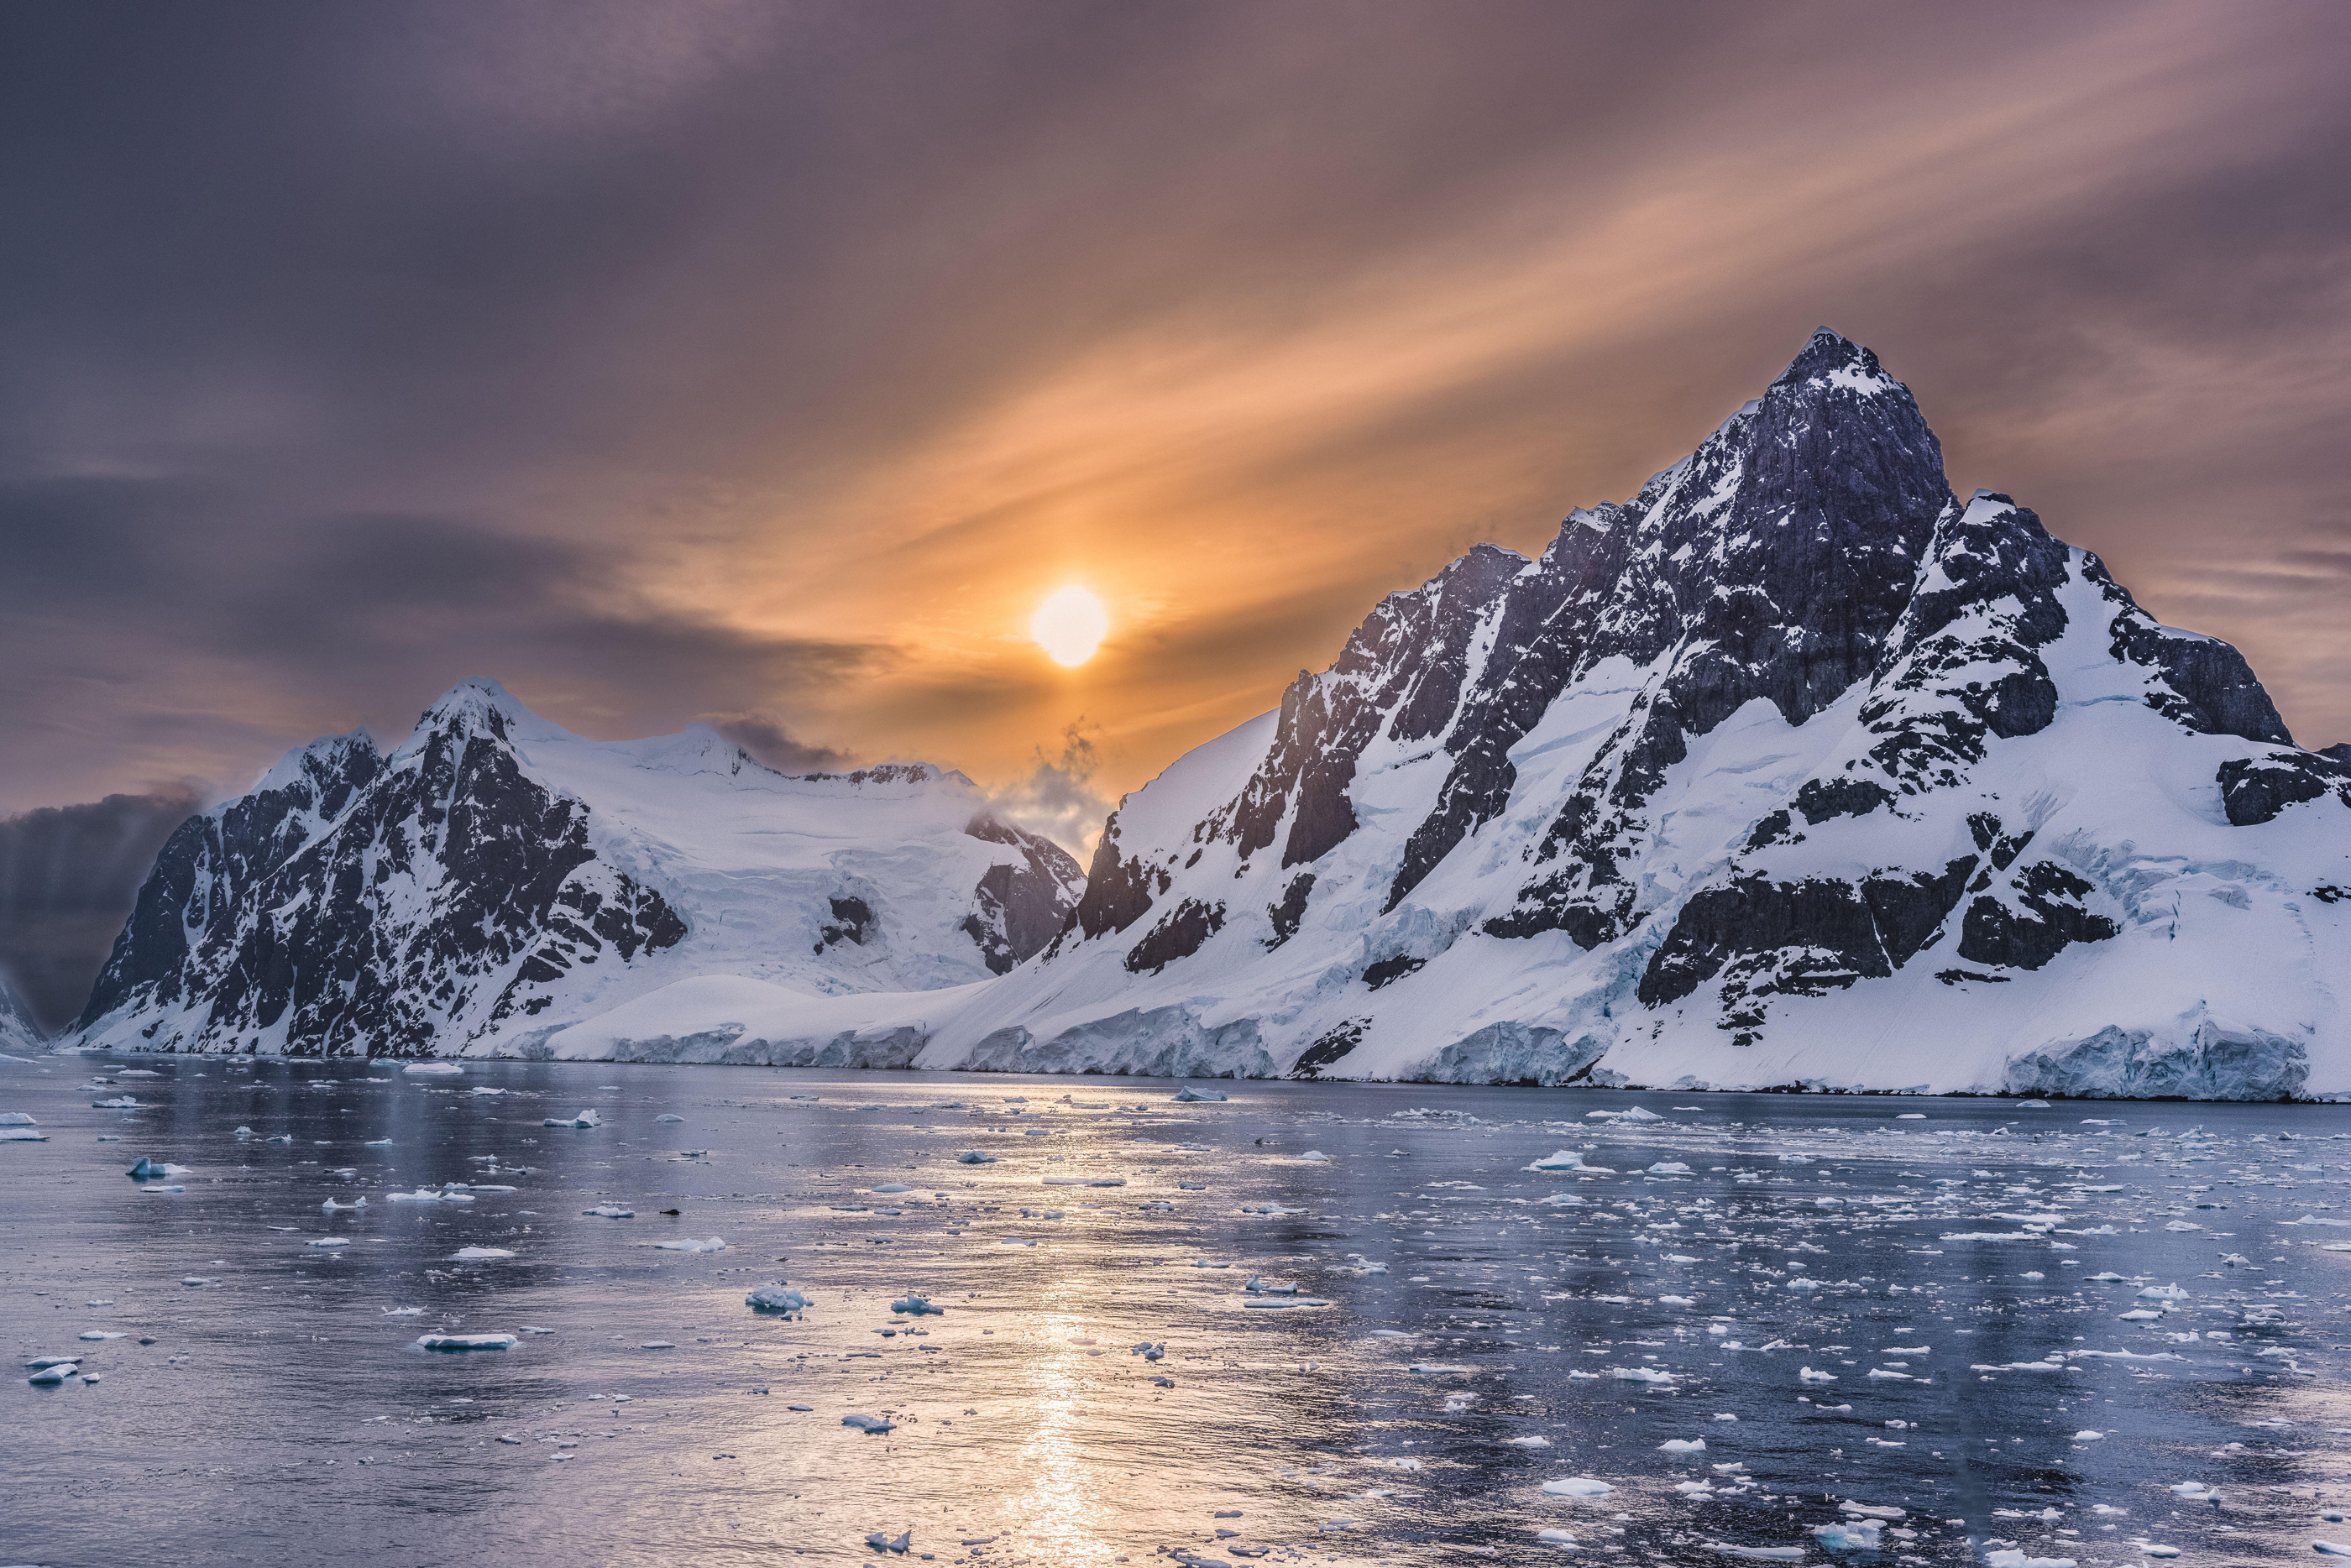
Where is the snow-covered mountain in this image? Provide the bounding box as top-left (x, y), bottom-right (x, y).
top-left (75, 680), bottom-right (1081, 1057)
top-left (0, 968), bottom-right (45, 1056)
top-left (863, 328), bottom-right (2343, 1096)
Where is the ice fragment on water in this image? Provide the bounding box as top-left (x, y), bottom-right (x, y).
top-left (542, 1109), bottom-right (602, 1129)
top-left (654, 1236), bottom-right (725, 1252)
top-left (450, 1247), bottom-right (514, 1260)
top-left (583, 1205), bottom-right (635, 1219)
top-left (403, 1063), bottom-right (463, 1076)
top-left (1172, 1086), bottom-right (1227, 1102)
top-left (842, 1413), bottom-right (895, 1433)
top-left (747, 1283), bottom-right (809, 1316)
top-left (416, 1334), bottom-right (516, 1351)
top-left (1543, 1477), bottom-right (1615, 1497)
top-left (1658, 1438), bottom-right (1706, 1452)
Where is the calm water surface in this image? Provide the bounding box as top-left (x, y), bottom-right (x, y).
top-left (6, 1054), bottom-right (2351, 1567)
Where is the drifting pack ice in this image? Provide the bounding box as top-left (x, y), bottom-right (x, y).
top-left (71, 331), bottom-right (2351, 1096)
top-left (918, 329), bottom-right (2351, 1097)
top-left (74, 680), bottom-right (1081, 1058)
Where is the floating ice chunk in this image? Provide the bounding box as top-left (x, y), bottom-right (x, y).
top-left (450, 1247), bottom-right (514, 1261)
top-left (2137, 1284), bottom-right (2190, 1300)
top-left (1407, 1363), bottom-right (1474, 1375)
top-left (469, 1087), bottom-right (506, 1096)
top-left (1505, 1435), bottom-right (1553, 1447)
top-left (94, 1096), bottom-right (141, 1108)
top-left (322, 1197), bottom-right (367, 1211)
top-left (1, 1126), bottom-right (51, 1142)
top-left (890, 1295), bottom-right (945, 1316)
top-left (1867, 1368), bottom-right (1919, 1381)
top-left (866, 1530), bottom-right (912, 1555)
top-left (1814, 1520), bottom-right (1884, 1552)
top-left (1649, 1162), bottom-right (1692, 1175)
top-left (1658, 1296), bottom-right (1696, 1308)
top-left (641, 1341), bottom-right (675, 1350)
top-left (1709, 1547), bottom-right (1804, 1561)
top-left (1244, 1274), bottom-right (1297, 1295)
top-left (1984, 1555), bottom-right (2073, 1568)
top-left (1295, 1150), bottom-right (1329, 1163)
top-left (582, 1205), bottom-right (634, 1219)
top-left (654, 1236), bottom-right (725, 1252)
top-left (390, 1187), bottom-right (471, 1203)
top-left (2313, 1543), bottom-right (2351, 1558)
top-left (1542, 1477), bottom-right (1615, 1497)
top-left (1538, 1193), bottom-right (1588, 1207)
top-left (1895, 1113), bottom-right (1926, 1120)
top-left (306, 1237), bottom-right (350, 1250)
top-left (404, 1062), bottom-right (463, 1076)
top-left (956, 1151), bottom-right (997, 1163)
top-left (873, 1183), bottom-right (914, 1194)
top-left (2016, 1100), bottom-right (2052, 1109)
top-left (1778, 1153), bottom-right (1812, 1164)
top-left (77, 1330), bottom-right (125, 1341)
top-left (2118, 1309), bottom-right (2161, 1322)
top-left (364, 1138), bottom-right (391, 1147)
top-left (0, 1111), bottom-right (33, 1125)
top-left (1172, 1086), bottom-right (1228, 1103)
top-left (2075, 1430), bottom-right (2104, 1440)
top-left (542, 1109), bottom-right (602, 1129)
top-left (1537, 1528), bottom-right (1579, 1546)
top-left (654, 1113), bottom-right (683, 1122)
top-left (747, 1283), bottom-right (810, 1316)
top-left (28, 1362), bottom-right (80, 1385)
top-left (2134, 1547), bottom-right (2178, 1560)
top-left (416, 1334), bottom-right (516, 1351)
top-left (1243, 1297), bottom-right (1330, 1309)
top-left (2164, 1220), bottom-right (2203, 1231)
top-left (842, 1413), bottom-right (895, 1433)
top-left (1658, 1438), bottom-right (1706, 1453)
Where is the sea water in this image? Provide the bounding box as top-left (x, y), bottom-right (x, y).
top-left (5, 1054), bottom-right (2350, 1566)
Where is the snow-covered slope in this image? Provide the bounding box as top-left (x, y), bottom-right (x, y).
top-left (0, 969), bottom-right (45, 1056)
top-left (903, 330), bottom-right (2351, 1096)
top-left (76, 680), bottom-right (1082, 1056)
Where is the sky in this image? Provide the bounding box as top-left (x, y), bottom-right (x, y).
top-left (4, 1), bottom-right (2350, 1027)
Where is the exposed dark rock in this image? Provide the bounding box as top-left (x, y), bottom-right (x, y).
top-left (1222, 545), bottom-right (1523, 873)
top-left (1265, 873), bottom-right (1314, 948)
top-left (79, 733), bottom-right (381, 1028)
top-left (1292, 1017), bottom-right (1370, 1076)
top-left (1362, 953), bottom-right (1426, 989)
top-left (819, 896), bottom-right (874, 949)
top-left (960, 814), bottom-right (1086, 974)
top-left (2092, 555), bottom-right (2295, 745)
top-left (1123, 898), bottom-right (1226, 975)
top-left (1956, 860), bottom-right (2118, 970)
top-left (2217, 751), bottom-right (2351, 826)
top-left (1796, 776), bottom-right (1894, 824)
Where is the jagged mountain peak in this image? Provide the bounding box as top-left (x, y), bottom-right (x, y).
top-left (248, 729), bottom-right (380, 797)
top-left (906, 330), bottom-right (2351, 1099)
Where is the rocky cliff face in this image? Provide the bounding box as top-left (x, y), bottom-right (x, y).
top-left (76, 682), bottom-right (1081, 1056)
top-left (914, 330), bottom-right (2351, 1098)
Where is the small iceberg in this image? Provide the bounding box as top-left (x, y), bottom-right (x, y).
top-left (582, 1205), bottom-right (634, 1219)
top-left (747, 1283), bottom-right (811, 1317)
top-left (28, 1361), bottom-right (81, 1385)
top-left (1542, 1477), bottom-right (1615, 1497)
top-left (305, 1237), bottom-right (351, 1250)
top-left (890, 1295), bottom-right (945, 1315)
top-left (321, 1197), bottom-right (367, 1212)
top-left (542, 1109), bottom-right (603, 1129)
top-left (416, 1333), bottom-right (516, 1351)
top-left (842, 1413), bottom-right (895, 1433)
top-left (956, 1151), bottom-right (997, 1163)
top-left (654, 1236), bottom-right (725, 1252)
top-left (450, 1247), bottom-right (515, 1261)
top-left (403, 1062), bottom-right (463, 1076)
top-left (1813, 1520), bottom-right (1883, 1552)
top-left (1658, 1438), bottom-right (1706, 1452)
top-left (655, 1113), bottom-right (683, 1122)
top-left (1172, 1086), bottom-right (1228, 1103)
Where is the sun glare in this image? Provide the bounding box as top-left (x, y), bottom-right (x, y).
top-left (1029, 585), bottom-right (1108, 666)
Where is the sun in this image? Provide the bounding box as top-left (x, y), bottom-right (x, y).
top-left (1029, 585), bottom-right (1108, 666)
